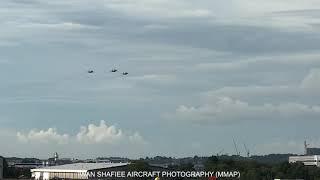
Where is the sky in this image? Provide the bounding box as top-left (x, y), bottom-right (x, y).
top-left (1, 0), bottom-right (320, 159)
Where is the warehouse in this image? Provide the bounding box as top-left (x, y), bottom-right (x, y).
top-left (289, 155), bottom-right (320, 167)
top-left (31, 162), bottom-right (129, 180)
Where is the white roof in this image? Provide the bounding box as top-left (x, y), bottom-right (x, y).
top-left (31, 163), bottom-right (129, 173)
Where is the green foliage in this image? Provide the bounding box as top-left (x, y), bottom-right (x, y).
top-left (178, 162), bottom-right (195, 171)
top-left (204, 156), bottom-right (320, 179)
top-left (128, 160), bottom-right (150, 171)
top-left (4, 167), bottom-right (31, 178)
top-left (1, 157), bottom-right (7, 177)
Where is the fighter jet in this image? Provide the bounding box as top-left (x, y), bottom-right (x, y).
top-left (122, 72), bottom-right (128, 75)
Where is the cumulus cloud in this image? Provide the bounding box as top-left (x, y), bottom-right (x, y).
top-left (198, 68), bottom-right (320, 107)
top-left (17, 128), bottom-right (69, 144)
top-left (76, 120), bottom-right (124, 144)
top-left (16, 121), bottom-right (146, 145)
top-left (164, 68), bottom-right (320, 125)
top-left (129, 132), bottom-right (147, 145)
top-left (168, 96), bottom-right (320, 124)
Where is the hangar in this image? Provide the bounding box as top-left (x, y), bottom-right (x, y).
top-left (31, 163), bottom-right (129, 180)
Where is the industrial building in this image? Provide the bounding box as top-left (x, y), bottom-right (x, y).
top-left (290, 141), bottom-right (320, 167)
top-left (306, 148), bottom-right (320, 155)
top-left (289, 155), bottom-right (320, 167)
top-left (31, 162), bottom-right (129, 180)
top-left (304, 140), bottom-right (320, 155)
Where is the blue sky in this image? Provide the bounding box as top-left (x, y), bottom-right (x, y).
top-left (1, 0), bottom-right (320, 159)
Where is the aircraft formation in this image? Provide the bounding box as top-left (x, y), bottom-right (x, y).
top-left (87, 68), bottom-right (128, 76)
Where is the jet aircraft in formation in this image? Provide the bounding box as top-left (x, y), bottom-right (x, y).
top-left (88, 68), bottom-right (128, 76)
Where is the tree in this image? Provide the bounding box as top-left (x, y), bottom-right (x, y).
top-left (128, 160), bottom-right (150, 171)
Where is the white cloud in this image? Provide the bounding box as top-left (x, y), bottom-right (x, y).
top-left (76, 120), bottom-right (124, 144)
top-left (16, 121), bottom-right (146, 145)
top-left (129, 132), bottom-right (147, 145)
top-left (169, 96), bottom-right (320, 124)
top-left (202, 68), bottom-right (320, 105)
top-left (17, 128), bottom-right (69, 144)
top-left (165, 68), bottom-right (320, 125)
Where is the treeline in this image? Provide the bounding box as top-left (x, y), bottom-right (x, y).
top-left (142, 154), bottom-right (296, 166)
top-left (1, 158), bottom-right (31, 179)
top-left (204, 155), bottom-right (320, 179)
top-left (138, 155), bottom-right (320, 179)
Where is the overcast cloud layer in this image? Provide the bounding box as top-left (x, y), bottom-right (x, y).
top-left (1, 0), bottom-right (320, 158)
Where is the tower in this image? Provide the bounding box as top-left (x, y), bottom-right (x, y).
top-left (54, 152), bottom-right (59, 163)
top-left (304, 140), bottom-right (309, 155)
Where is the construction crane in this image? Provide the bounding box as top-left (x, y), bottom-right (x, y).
top-left (243, 143), bottom-right (250, 158)
top-left (233, 139), bottom-right (240, 156)
top-left (216, 149), bottom-right (224, 156)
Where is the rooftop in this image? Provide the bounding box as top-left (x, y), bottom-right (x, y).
top-left (31, 163), bottom-right (129, 173)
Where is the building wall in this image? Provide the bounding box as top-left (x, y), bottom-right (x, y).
top-left (307, 148), bottom-right (320, 155)
top-left (289, 155), bottom-right (320, 167)
top-left (33, 171), bottom-right (88, 180)
top-left (31, 164), bottom-right (171, 180)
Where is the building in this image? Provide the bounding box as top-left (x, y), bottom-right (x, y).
top-left (306, 148), bottom-right (320, 155)
top-left (304, 140), bottom-right (320, 155)
top-left (0, 156), bottom-right (3, 180)
top-left (95, 159), bottom-right (111, 163)
top-left (31, 163), bottom-right (129, 180)
top-left (14, 162), bottom-right (43, 169)
top-left (289, 155), bottom-right (320, 167)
